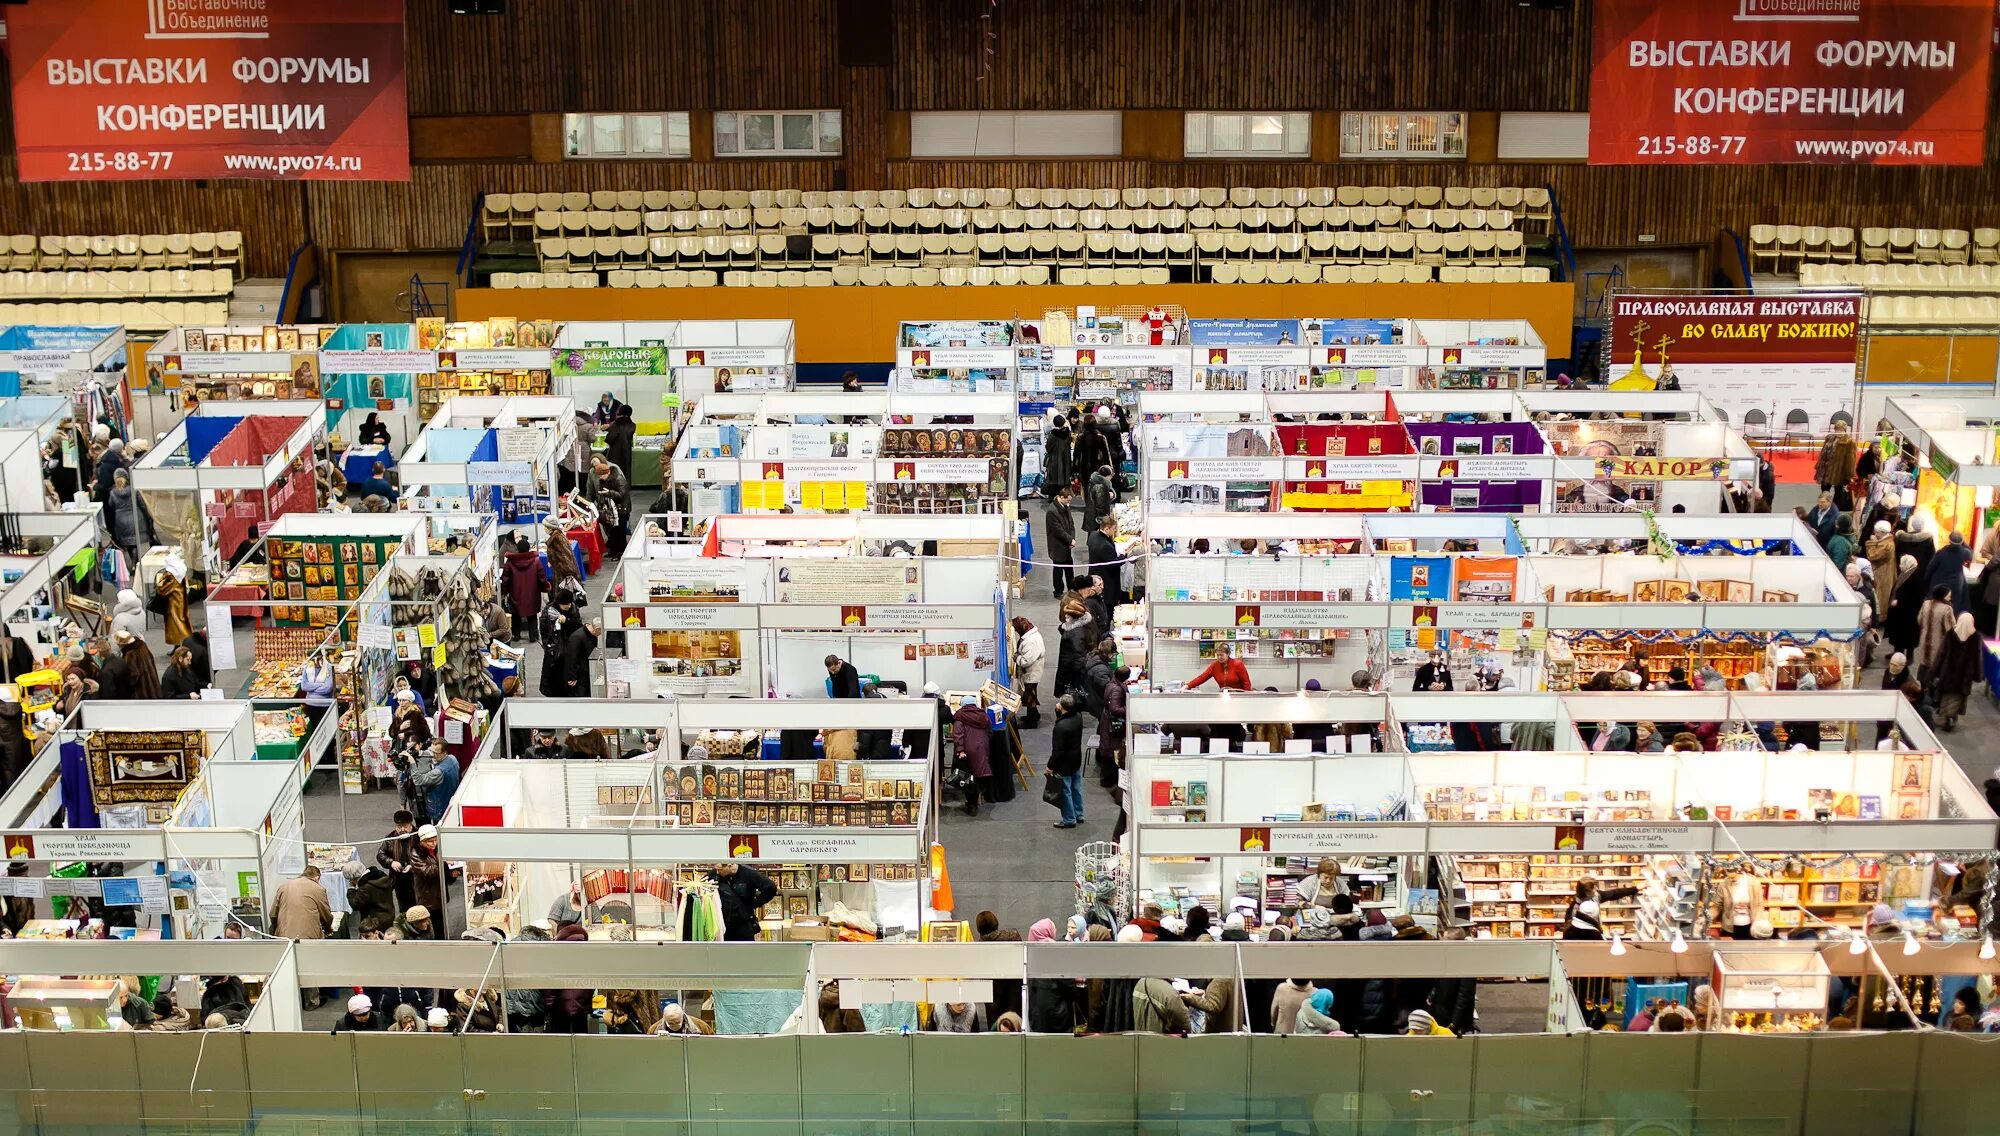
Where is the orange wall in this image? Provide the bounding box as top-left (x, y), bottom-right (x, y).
top-left (1862, 333), bottom-right (1999, 385)
top-left (458, 282), bottom-right (1577, 363)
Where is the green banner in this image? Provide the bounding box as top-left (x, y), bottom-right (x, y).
top-left (553, 346), bottom-right (667, 377)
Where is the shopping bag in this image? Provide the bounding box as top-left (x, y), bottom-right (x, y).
top-left (1041, 772), bottom-right (1065, 807)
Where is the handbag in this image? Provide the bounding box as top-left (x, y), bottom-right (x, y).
top-left (1041, 772), bottom-right (1065, 807)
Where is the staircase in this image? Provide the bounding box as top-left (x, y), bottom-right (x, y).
top-left (229, 278), bottom-right (287, 322)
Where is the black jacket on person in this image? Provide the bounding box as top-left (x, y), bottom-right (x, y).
top-left (201, 975), bottom-right (249, 1021)
top-left (1429, 976), bottom-right (1478, 1035)
top-left (1087, 529), bottom-right (1122, 592)
top-left (1044, 422), bottom-right (1074, 493)
top-left (603, 415), bottom-right (636, 482)
top-left (95, 654), bottom-right (133, 700)
top-left (1081, 655), bottom-right (1113, 717)
top-left (1048, 710), bottom-right (1086, 776)
top-left (558, 625), bottom-right (598, 697)
top-left (715, 864), bottom-right (778, 941)
top-left (160, 663), bottom-right (203, 700)
top-left (331, 1010), bottom-right (383, 1033)
top-left (827, 660), bottom-right (862, 699)
top-left (182, 632), bottom-right (212, 686)
top-left (1045, 501), bottom-right (1075, 567)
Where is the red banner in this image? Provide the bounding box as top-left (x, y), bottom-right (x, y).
top-left (1608, 293), bottom-right (1861, 364)
top-left (1589, 0), bottom-right (1993, 165)
top-left (6, 0), bottom-right (408, 182)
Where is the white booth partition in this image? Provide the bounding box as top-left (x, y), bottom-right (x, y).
top-left (129, 398), bottom-right (328, 573)
top-left (394, 394), bottom-right (571, 529)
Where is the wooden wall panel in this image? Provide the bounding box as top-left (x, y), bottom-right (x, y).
top-left (889, 0), bottom-right (1590, 111)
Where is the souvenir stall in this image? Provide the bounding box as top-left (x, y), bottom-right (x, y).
top-left (414, 314), bottom-right (560, 423)
top-left (1297, 318), bottom-right (1426, 392)
top-left (0, 325), bottom-right (129, 433)
top-left (324, 552), bottom-right (495, 793)
top-left (666, 318), bottom-right (796, 404)
top-left (441, 697), bottom-right (936, 943)
top-left (207, 512), bottom-right (426, 695)
top-left (317, 323), bottom-right (439, 468)
top-left (604, 514), bottom-right (1009, 700)
top-left (1533, 546), bottom-right (1863, 692)
top-left (0, 935), bottom-right (297, 1032)
top-left (1881, 395), bottom-right (2000, 548)
top-left (1542, 415), bottom-right (1759, 514)
top-left (1409, 320), bottom-right (1548, 391)
top-left (0, 511), bottom-right (123, 685)
top-left (393, 395), bottom-right (571, 530)
top-left (128, 399), bottom-right (327, 575)
top-left (1123, 691), bottom-right (1413, 928)
top-left (1015, 305), bottom-right (1188, 491)
top-left (672, 395), bottom-right (1016, 520)
top-left (1145, 518), bottom-right (1380, 693)
top-left (895, 320), bottom-right (1017, 394)
top-left (1428, 689), bottom-right (1993, 946)
top-left (0, 699), bottom-right (296, 940)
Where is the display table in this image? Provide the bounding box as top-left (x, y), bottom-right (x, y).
top-left (567, 526), bottom-right (604, 574)
top-left (341, 445), bottom-right (395, 486)
top-left (252, 708), bottom-right (309, 764)
top-left (540, 542), bottom-right (587, 583)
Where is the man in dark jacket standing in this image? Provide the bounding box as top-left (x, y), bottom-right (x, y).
top-left (824, 654), bottom-right (862, 699)
top-left (1044, 414), bottom-right (1074, 497)
top-left (713, 861), bottom-right (778, 940)
top-left (558, 619), bottom-right (600, 697)
top-left (1045, 487), bottom-right (1076, 599)
top-left (1087, 516), bottom-right (1125, 607)
top-left (1048, 694), bottom-right (1086, 828)
top-left (537, 591), bottom-right (578, 697)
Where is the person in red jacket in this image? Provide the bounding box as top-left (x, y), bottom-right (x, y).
top-left (1187, 643), bottom-right (1252, 691)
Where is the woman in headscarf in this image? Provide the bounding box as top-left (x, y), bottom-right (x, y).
top-left (1885, 554), bottom-right (1927, 657)
top-left (1293, 988), bottom-right (1345, 1035)
top-left (1025, 918), bottom-right (1078, 1033)
top-left (1933, 612), bottom-right (1984, 732)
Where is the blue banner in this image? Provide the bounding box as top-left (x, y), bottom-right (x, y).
top-left (1188, 319), bottom-right (1302, 347)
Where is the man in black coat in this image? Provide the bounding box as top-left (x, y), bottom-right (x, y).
top-left (1082, 576), bottom-right (1113, 642)
top-left (1045, 487), bottom-right (1076, 599)
top-left (1044, 414), bottom-right (1074, 496)
top-left (558, 619), bottom-right (600, 697)
top-left (1086, 516), bottom-right (1125, 607)
top-left (824, 654), bottom-right (862, 699)
top-left (1048, 693), bottom-right (1086, 828)
top-left (537, 592), bottom-right (578, 697)
top-left (712, 861), bottom-right (778, 941)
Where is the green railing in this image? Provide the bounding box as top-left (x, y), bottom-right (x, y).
top-left (0, 1030), bottom-right (1992, 1136)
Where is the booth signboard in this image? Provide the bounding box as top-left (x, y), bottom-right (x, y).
top-left (1268, 825), bottom-right (1429, 856)
top-left (1189, 319), bottom-right (1302, 346)
top-left (1153, 602), bottom-right (1384, 629)
top-left (1288, 457), bottom-right (1420, 481)
top-left (172, 352), bottom-right (294, 374)
top-left (899, 347), bottom-right (1013, 368)
top-left (445, 349), bottom-right (553, 371)
top-left (0, 350), bottom-right (80, 376)
top-left (1596, 456), bottom-right (1730, 481)
top-left (1425, 457), bottom-right (1549, 481)
top-left (883, 460), bottom-right (991, 484)
top-left (673, 347), bottom-right (785, 368)
top-left (554, 347), bottom-right (668, 377)
top-left (1155, 459), bottom-right (1284, 481)
top-left (1438, 346), bottom-right (1543, 367)
top-left (1326, 346), bottom-right (1427, 368)
top-left (320, 350), bottom-right (437, 374)
top-left (631, 604), bottom-right (761, 631)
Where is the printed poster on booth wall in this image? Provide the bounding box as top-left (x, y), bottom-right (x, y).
top-left (773, 560), bottom-right (921, 605)
top-left (1588, 0), bottom-right (1992, 166)
top-left (6, 0), bottom-right (410, 182)
top-left (1450, 557), bottom-right (1518, 603)
top-left (553, 347), bottom-right (668, 378)
top-left (1388, 556), bottom-right (1452, 602)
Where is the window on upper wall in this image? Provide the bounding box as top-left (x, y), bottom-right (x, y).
top-left (1184, 112), bottom-right (1310, 158)
top-left (1339, 112), bottom-right (1468, 160)
top-left (909, 111), bottom-right (1124, 157)
top-left (561, 113), bottom-right (692, 159)
top-left (715, 110), bottom-right (843, 158)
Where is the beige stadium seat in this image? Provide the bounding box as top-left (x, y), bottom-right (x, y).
top-left (1021, 264), bottom-right (1051, 285)
top-left (1443, 187), bottom-right (1473, 208)
top-left (606, 269), bottom-right (635, 288)
top-left (1861, 227), bottom-right (1891, 263)
top-left (911, 266), bottom-right (940, 287)
top-left (491, 271), bottom-right (518, 288)
top-left (1292, 263), bottom-right (1321, 283)
top-left (1972, 229), bottom-right (2000, 265)
top-left (517, 272), bottom-right (544, 289)
top-left (1304, 187), bottom-right (1335, 208)
top-left (1888, 228), bottom-right (1917, 262)
top-left (722, 190), bottom-right (751, 210)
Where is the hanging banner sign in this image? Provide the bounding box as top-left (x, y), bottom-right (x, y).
top-left (1588, 0), bottom-right (1994, 166)
top-left (443, 349), bottom-right (553, 371)
top-left (1606, 292), bottom-right (1861, 433)
top-left (553, 347), bottom-right (668, 377)
top-left (6, 0), bottom-right (411, 183)
top-left (672, 347), bottom-right (786, 368)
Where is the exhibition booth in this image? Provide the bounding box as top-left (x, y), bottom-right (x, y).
top-left (1881, 395), bottom-right (2000, 546)
top-left (671, 393), bottom-right (1016, 518)
top-left (0, 699), bottom-right (290, 923)
top-left (393, 395), bottom-right (571, 528)
top-left (1142, 537), bottom-right (1862, 694)
top-left (0, 325), bottom-right (130, 435)
top-left (0, 509), bottom-right (115, 670)
top-left (1124, 689), bottom-right (1991, 947)
top-left (443, 697), bottom-right (937, 942)
top-left (128, 399), bottom-right (327, 574)
top-left (605, 513), bottom-right (1010, 699)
